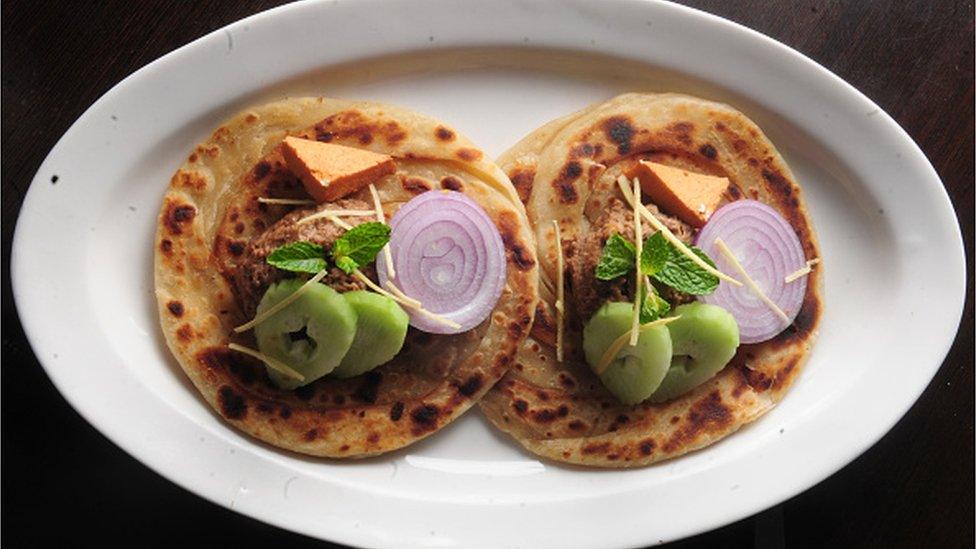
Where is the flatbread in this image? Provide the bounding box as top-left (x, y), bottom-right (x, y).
top-left (155, 97), bottom-right (537, 457)
top-left (480, 93), bottom-right (822, 467)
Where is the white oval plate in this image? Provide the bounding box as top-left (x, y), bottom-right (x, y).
top-left (12, 0), bottom-right (966, 547)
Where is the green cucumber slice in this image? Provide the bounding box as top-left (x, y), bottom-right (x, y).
top-left (254, 279), bottom-right (357, 389)
top-left (332, 291), bottom-right (409, 379)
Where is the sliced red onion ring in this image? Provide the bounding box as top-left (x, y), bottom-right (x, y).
top-left (376, 190), bottom-right (507, 334)
top-left (696, 200), bottom-right (807, 344)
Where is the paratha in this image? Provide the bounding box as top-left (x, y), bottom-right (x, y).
top-left (480, 92), bottom-right (822, 467)
top-left (155, 97), bottom-right (537, 458)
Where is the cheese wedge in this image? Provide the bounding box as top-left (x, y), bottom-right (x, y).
top-left (280, 137), bottom-right (396, 202)
top-left (625, 160), bottom-right (729, 228)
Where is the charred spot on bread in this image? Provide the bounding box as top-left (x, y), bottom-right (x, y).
top-left (440, 176), bottom-right (463, 191)
top-left (166, 300), bottom-right (185, 317)
top-left (389, 401), bottom-right (405, 421)
top-left (553, 161), bottom-right (582, 204)
top-left (410, 404), bottom-right (440, 434)
top-left (455, 148), bottom-right (482, 161)
top-left (509, 167), bottom-right (535, 203)
top-left (218, 386), bottom-right (247, 420)
top-left (164, 201), bottom-right (196, 235)
top-left (435, 126), bottom-right (455, 141)
top-left (602, 116), bottom-right (635, 154)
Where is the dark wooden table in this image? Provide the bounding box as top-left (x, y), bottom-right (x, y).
top-left (3, 1), bottom-right (972, 547)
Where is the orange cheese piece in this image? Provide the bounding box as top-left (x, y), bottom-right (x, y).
top-left (625, 160), bottom-right (729, 228)
top-left (280, 136), bottom-right (396, 202)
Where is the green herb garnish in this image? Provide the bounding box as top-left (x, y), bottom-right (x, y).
top-left (639, 282), bottom-right (671, 323)
top-left (331, 222), bottom-right (391, 274)
top-left (643, 232), bottom-right (719, 295)
top-left (640, 232), bottom-right (669, 276)
top-left (266, 241), bottom-right (328, 273)
top-left (265, 222), bottom-right (391, 276)
top-left (595, 231), bottom-right (719, 295)
top-left (595, 234), bottom-right (637, 280)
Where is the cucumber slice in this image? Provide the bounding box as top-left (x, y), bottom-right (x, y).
top-left (331, 291), bottom-right (409, 379)
top-left (583, 302), bottom-right (673, 405)
top-left (254, 279), bottom-right (357, 389)
top-left (649, 302), bottom-right (739, 403)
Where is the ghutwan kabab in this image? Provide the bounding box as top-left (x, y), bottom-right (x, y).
top-left (155, 97), bottom-right (537, 457)
top-left (481, 93), bottom-right (822, 467)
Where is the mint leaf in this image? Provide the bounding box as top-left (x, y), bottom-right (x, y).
top-left (595, 230), bottom-right (718, 294)
top-left (652, 242), bottom-right (719, 295)
top-left (595, 233), bottom-right (636, 280)
top-left (334, 255), bottom-right (359, 274)
top-left (639, 282), bottom-right (671, 323)
top-left (266, 241), bottom-right (327, 273)
top-left (331, 222), bottom-right (391, 274)
top-left (640, 232), bottom-right (669, 276)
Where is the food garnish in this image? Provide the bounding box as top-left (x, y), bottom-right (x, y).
top-left (580, 178), bottom-right (728, 404)
top-left (260, 222), bottom-right (458, 331)
top-left (639, 277), bottom-right (670, 323)
top-left (376, 190), bottom-right (507, 335)
top-left (696, 200), bottom-right (808, 343)
top-left (379, 279), bottom-right (422, 308)
top-left (552, 220), bottom-right (565, 363)
top-left (595, 234), bottom-right (638, 280)
top-left (617, 176), bottom-right (741, 286)
top-left (714, 237), bottom-right (791, 325)
top-left (280, 136), bottom-right (395, 202)
top-left (234, 268), bottom-right (330, 333)
top-left (647, 303), bottom-right (739, 403)
top-left (584, 188), bottom-right (748, 405)
top-left (236, 223), bottom-right (390, 333)
top-left (624, 160), bottom-right (729, 228)
top-left (257, 197), bottom-right (317, 206)
top-left (331, 222), bottom-right (391, 274)
top-left (228, 343), bottom-right (306, 382)
top-left (642, 232), bottom-right (719, 295)
top-left (327, 215), bottom-right (353, 230)
top-left (583, 301), bottom-right (741, 405)
top-left (594, 232), bottom-right (719, 295)
top-left (583, 302), bottom-right (676, 405)
top-left (630, 177), bottom-right (644, 346)
top-left (369, 183), bottom-right (396, 280)
top-left (297, 209), bottom-right (376, 225)
top-left (350, 270), bottom-right (460, 329)
top-left (331, 291), bottom-right (409, 379)
top-left (259, 223), bottom-right (392, 280)
top-left (784, 258), bottom-right (821, 283)
top-left (253, 279), bottom-right (358, 388)
top-left (266, 241), bottom-right (328, 273)
top-left (594, 313), bottom-right (679, 376)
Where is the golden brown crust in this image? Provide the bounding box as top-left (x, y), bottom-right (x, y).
top-left (482, 92), bottom-right (823, 467)
top-left (155, 97), bottom-right (537, 457)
